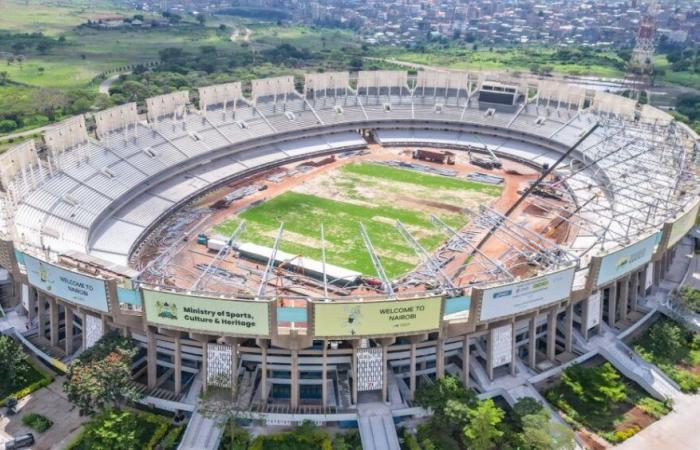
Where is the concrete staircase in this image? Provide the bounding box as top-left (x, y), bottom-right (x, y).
top-left (357, 402), bottom-right (400, 450)
top-left (178, 409), bottom-right (223, 450)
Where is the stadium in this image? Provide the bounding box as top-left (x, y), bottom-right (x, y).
top-left (0, 70), bottom-right (698, 446)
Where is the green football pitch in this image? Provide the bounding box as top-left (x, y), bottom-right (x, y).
top-left (212, 162), bottom-right (501, 279)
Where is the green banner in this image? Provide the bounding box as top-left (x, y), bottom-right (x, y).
top-left (143, 289), bottom-right (270, 337)
top-left (313, 297), bottom-right (443, 338)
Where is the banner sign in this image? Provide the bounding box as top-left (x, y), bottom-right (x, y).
top-left (313, 296), bottom-right (443, 338)
top-left (142, 289), bottom-right (270, 337)
top-left (668, 199), bottom-right (700, 248)
top-left (490, 324), bottom-right (513, 368)
top-left (24, 254), bottom-right (110, 312)
top-left (596, 233), bottom-right (658, 287)
top-left (478, 267), bottom-right (575, 322)
top-left (645, 263), bottom-right (653, 290)
top-left (586, 291), bottom-right (601, 330)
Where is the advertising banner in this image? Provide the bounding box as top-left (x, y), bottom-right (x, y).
top-left (490, 324), bottom-right (513, 368)
top-left (142, 289), bottom-right (270, 337)
top-left (668, 199), bottom-right (700, 248)
top-left (478, 267), bottom-right (575, 322)
top-left (595, 233), bottom-right (658, 287)
top-left (313, 296), bottom-right (443, 338)
top-left (586, 291), bottom-right (601, 330)
top-left (24, 254), bottom-right (110, 312)
top-left (645, 263), bottom-right (654, 290)
top-left (21, 284), bottom-right (29, 311)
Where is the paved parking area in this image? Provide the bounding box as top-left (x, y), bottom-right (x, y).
top-left (1, 377), bottom-right (88, 450)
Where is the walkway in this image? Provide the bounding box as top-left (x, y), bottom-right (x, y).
top-left (177, 408), bottom-right (223, 450)
top-left (357, 402), bottom-right (400, 450)
top-left (616, 393), bottom-right (700, 450)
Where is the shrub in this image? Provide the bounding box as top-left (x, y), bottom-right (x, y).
top-left (66, 409), bottom-right (171, 450)
top-left (22, 412), bottom-right (53, 432)
top-left (0, 358), bottom-right (53, 407)
top-left (0, 119), bottom-right (18, 133)
top-left (636, 397), bottom-right (672, 419)
top-left (613, 425), bottom-right (641, 443)
top-left (160, 425), bottom-right (184, 450)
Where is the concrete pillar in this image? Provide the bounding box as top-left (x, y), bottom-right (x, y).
top-left (231, 340), bottom-right (239, 397)
top-left (382, 343), bottom-right (389, 404)
top-left (629, 271), bottom-right (639, 311)
top-left (202, 341), bottom-right (209, 394)
top-left (26, 288), bottom-right (36, 322)
top-left (49, 298), bottom-right (59, 347)
top-left (36, 295), bottom-right (45, 339)
top-left (581, 297), bottom-right (590, 340)
top-left (564, 303), bottom-right (574, 353)
top-left (322, 341), bottom-right (328, 407)
top-left (528, 315), bottom-right (537, 368)
top-left (510, 320), bottom-right (517, 376)
top-left (462, 335), bottom-right (470, 388)
top-left (290, 350), bottom-right (299, 410)
top-left (596, 291), bottom-right (605, 335)
top-left (607, 283), bottom-right (617, 327)
top-left (486, 333), bottom-right (495, 380)
top-left (653, 259), bottom-right (662, 285)
top-left (147, 329), bottom-right (157, 389)
top-left (351, 343), bottom-right (358, 405)
top-left (546, 308), bottom-right (557, 362)
top-left (174, 337), bottom-right (182, 396)
top-left (619, 275), bottom-right (630, 321)
top-left (436, 339), bottom-right (445, 378)
top-left (64, 307), bottom-right (74, 355)
top-left (409, 342), bottom-right (417, 400)
top-left (260, 344), bottom-right (268, 404)
top-left (80, 311), bottom-right (87, 349)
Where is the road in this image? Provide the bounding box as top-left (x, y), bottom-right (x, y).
top-left (98, 73), bottom-right (125, 95)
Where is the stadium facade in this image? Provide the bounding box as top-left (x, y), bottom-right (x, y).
top-left (0, 70), bottom-right (698, 422)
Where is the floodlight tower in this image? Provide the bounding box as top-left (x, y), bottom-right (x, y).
top-left (624, 0), bottom-right (658, 102)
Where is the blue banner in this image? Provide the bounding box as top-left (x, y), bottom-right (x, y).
top-left (24, 254), bottom-right (110, 312)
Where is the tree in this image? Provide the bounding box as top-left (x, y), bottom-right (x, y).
top-left (519, 411), bottom-right (575, 450)
top-left (511, 397), bottom-right (544, 427)
top-left (0, 335), bottom-right (26, 382)
top-left (560, 363), bottom-right (626, 412)
top-left (462, 399), bottom-right (504, 450)
top-left (415, 375), bottom-right (476, 421)
top-left (196, 14), bottom-right (206, 26)
top-left (36, 41), bottom-right (52, 55)
top-left (63, 333), bottom-right (140, 416)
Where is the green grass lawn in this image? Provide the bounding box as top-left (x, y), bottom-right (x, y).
top-left (213, 162), bottom-right (500, 278)
top-left (378, 45), bottom-right (626, 78)
top-left (0, 0), bottom-right (134, 36)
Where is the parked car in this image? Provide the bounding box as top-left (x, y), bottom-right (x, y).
top-left (4, 433), bottom-right (35, 450)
